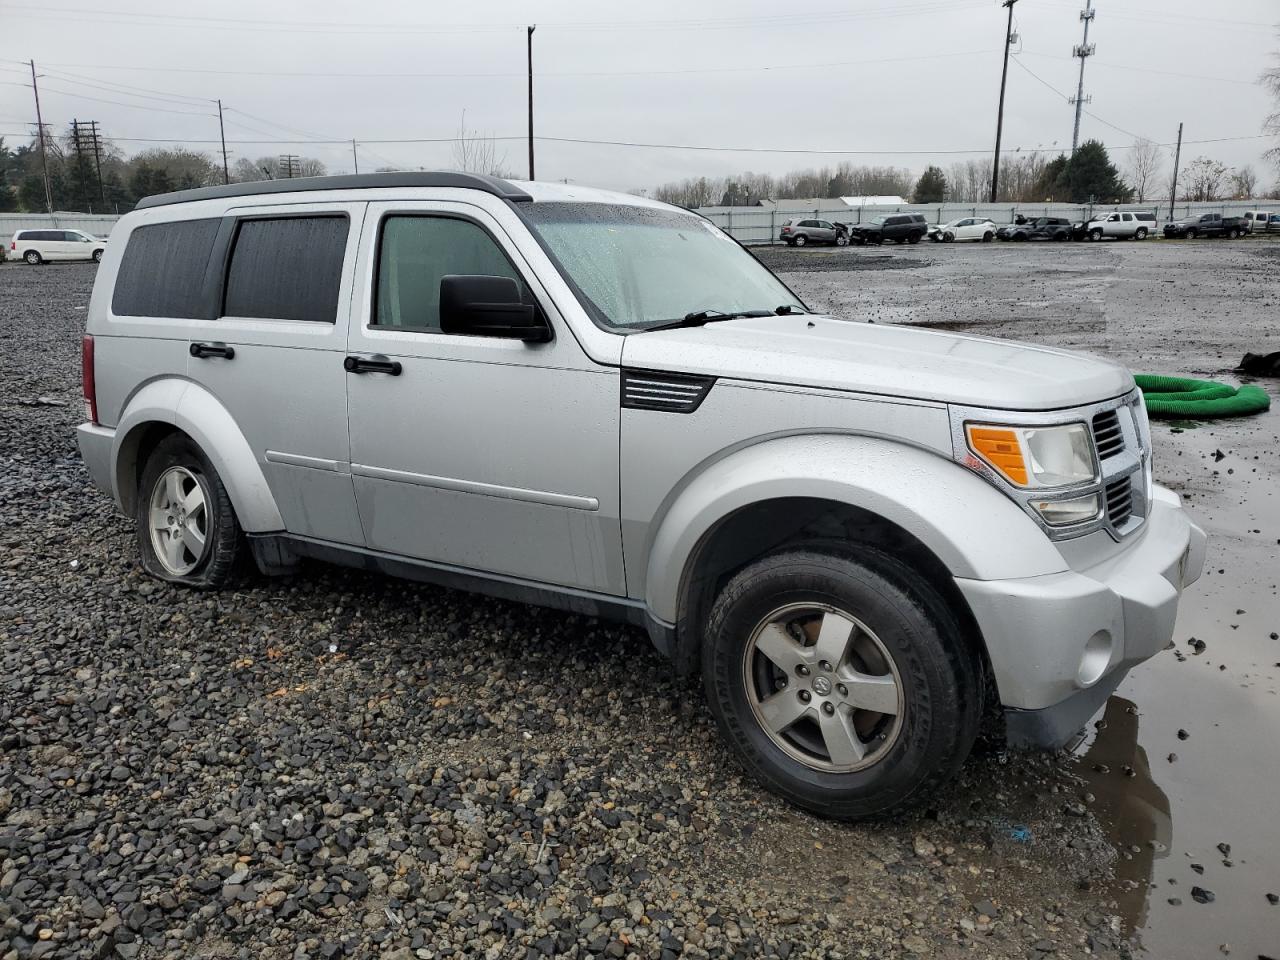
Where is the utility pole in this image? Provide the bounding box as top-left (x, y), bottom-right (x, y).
top-left (989, 0), bottom-right (1018, 203)
top-left (89, 120), bottom-right (104, 205)
top-left (29, 60), bottom-right (54, 215)
top-left (351, 139), bottom-right (359, 174)
top-left (216, 99), bottom-right (230, 184)
top-left (71, 119), bottom-right (88, 212)
top-left (1070, 0), bottom-right (1096, 154)
top-left (1168, 122), bottom-right (1183, 221)
top-left (527, 24), bottom-right (536, 181)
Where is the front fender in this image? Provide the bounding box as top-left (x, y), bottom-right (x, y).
top-left (113, 379), bottom-right (283, 532)
top-left (643, 434), bottom-right (1068, 624)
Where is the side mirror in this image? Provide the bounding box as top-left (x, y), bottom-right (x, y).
top-left (439, 275), bottom-right (551, 343)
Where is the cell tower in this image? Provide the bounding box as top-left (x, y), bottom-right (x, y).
top-left (1070, 0), bottom-right (1096, 154)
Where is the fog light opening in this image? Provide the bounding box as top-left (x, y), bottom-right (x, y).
top-left (1077, 630), bottom-right (1113, 687)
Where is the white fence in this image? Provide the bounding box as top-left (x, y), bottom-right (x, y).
top-left (697, 200), bottom-right (1276, 245)
top-left (0, 213), bottom-right (122, 237)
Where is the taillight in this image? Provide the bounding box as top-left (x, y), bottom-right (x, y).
top-left (82, 334), bottom-right (98, 424)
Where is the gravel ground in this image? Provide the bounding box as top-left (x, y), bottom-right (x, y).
top-left (0, 255), bottom-right (1244, 960)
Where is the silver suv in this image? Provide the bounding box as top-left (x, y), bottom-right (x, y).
top-left (76, 172), bottom-right (1205, 819)
top-left (779, 217), bottom-right (847, 246)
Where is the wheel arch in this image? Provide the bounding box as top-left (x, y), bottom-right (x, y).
top-left (641, 435), bottom-right (1068, 675)
top-left (112, 378), bottom-right (283, 531)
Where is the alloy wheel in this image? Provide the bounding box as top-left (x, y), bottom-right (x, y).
top-left (148, 466), bottom-right (210, 576)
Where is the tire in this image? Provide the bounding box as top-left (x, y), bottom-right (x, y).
top-left (1089, 228), bottom-right (1104, 241)
top-left (92, 249), bottom-right (104, 262)
top-left (784, 239), bottom-right (796, 247)
top-left (942, 232), bottom-right (954, 243)
top-left (136, 434), bottom-right (243, 589)
top-left (24, 250), bottom-right (41, 265)
top-left (895, 238), bottom-right (906, 245)
top-left (1055, 231), bottom-right (1068, 241)
top-left (907, 235), bottom-right (921, 245)
top-left (1232, 228), bottom-right (1243, 239)
top-left (835, 234), bottom-right (848, 247)
top-left (1185, 228), bottom-right (1197, 240)
top-left (1013, 233), bottom-right (1027, 242)
top-left (1134, 227), bottom-right (1147, 240)
top-left (982, 232), bottom-right (993, 242)
top-left (702, 547), bottom-right (982, 820)
top-left (794, 234), bottom-right (808, 247)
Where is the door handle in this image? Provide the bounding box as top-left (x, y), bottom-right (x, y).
top-left (344, 355), bottom-right (402, 376)
top-left (190, 342), bottom-right (235, 360)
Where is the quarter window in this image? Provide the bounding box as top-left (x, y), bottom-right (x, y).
top-left (112, 218), bottom-right (221, 319)
top-left (223, 216), bottom-right (348, 323)
top-left (373, 215), bottom-right (527, 330)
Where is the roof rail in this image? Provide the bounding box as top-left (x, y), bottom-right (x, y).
top-left (133, 171), bottom-right (532, 210)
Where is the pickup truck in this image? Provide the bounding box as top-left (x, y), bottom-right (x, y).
top-left (1162, 213), bottom-right (1247, 239)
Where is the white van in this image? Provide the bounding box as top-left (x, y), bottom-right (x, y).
top-left (10, 228), bottom-right (108, 264)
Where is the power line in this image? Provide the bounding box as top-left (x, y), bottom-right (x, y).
top-left (12, 49), bottom-right (993, 81)
top-left (29, 83), bottom-right (217, 117)
top-left (1010, 56), bottom-right (1150, 142)
top-left (8, 2), bottom-right (992, 35)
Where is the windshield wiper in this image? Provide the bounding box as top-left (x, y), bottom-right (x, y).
top-left (642, 305), bottom-right (803, 333)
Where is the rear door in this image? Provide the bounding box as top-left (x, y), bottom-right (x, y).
top-left (183, 203), bottom-right (367, 545)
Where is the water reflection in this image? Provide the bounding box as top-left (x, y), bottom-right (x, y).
top-left (1073, 696), bottom-right (1172, 935)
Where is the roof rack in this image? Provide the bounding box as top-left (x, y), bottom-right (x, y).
top-left (133, 171), bottom-right (532, 210)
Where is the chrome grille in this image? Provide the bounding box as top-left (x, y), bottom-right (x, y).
top-left (621, 369), bottom-right (715, 413)
top-left (1105, 477), bottom-right (1134, 528)
top-left (1092, 409), bottom-right (1124, 459)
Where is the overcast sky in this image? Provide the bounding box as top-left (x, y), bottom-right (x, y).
top-left (2, 0), bottom-right (1276, 192)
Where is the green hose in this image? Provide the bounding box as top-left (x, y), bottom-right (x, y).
top-left (1134, 373), bottom-right (1271, 419)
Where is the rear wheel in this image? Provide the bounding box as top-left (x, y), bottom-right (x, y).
top-left (1135, 227), bottom-right (1148, 240)
top-left (794, 234), bottom-right (808, 247)
top-left (23, 250), bottom-right (41, 265)
top-left (137, 434), bottom-right (243, 588)
top-left (1232, 227), bottom-right (1243, 239)
top-left (835, 234), bottom-right (848, 247)
top-left (702, 548), bottom-right (982, 819)
top-left (907, 235), bottom-right (920, 245)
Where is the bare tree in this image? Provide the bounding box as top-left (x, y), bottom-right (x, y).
top-left (1231, 164), bottom-right (1258, 198)
top-left (1127, 138), bottom-right (1163, 203)
top-left (1182, 156), bottom-right (1230, 201)
top-left (451, 111), bottom-right (513, 178)
top-left (1265, 42), bottom-right (1280, 171)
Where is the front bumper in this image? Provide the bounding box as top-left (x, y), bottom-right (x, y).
top-left (957, 483), bottom-right (1206, 747)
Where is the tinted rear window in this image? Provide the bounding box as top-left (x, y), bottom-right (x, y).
top-left (223, 216), bottom-right (348, 323)
top-left (112, 219), bottom-right (220, 319)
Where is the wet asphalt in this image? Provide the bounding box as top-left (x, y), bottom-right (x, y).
top-left (765, 236), bottom-right (1280, 959)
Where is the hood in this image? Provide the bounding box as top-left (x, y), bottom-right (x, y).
top-left (621, 314), bottom-right (1134, 411)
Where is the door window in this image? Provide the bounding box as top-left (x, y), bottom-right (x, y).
top-left (223, 216), bottom-right (348, 323)
top-left (373, 215), bottom-right (527, 330)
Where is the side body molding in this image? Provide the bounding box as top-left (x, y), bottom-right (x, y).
top-left (112, 378), bottom-right (284, 532)
top-left (641, 434), bottom-right (1070, 625)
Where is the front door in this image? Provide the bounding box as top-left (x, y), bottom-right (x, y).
top-left (344, 200), bottom-right (624, 595)
top-left (183, 203), bottom-right (366, 546)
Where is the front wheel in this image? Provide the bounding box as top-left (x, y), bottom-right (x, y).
top-left (702, 548), bottom-right (982, 819)
top-left (92, 249), bottom-right (104, 262)
top-left (982, 232), bottom-right (994, 242)
top-left (942, 232), bottom-right (955, 243)
top-left (1185, 228), bottom-right (1197, 240)
top-left (1089, 228), bottom-right (1104, 241)
top-left (137, 434), bottom-right (243, 588)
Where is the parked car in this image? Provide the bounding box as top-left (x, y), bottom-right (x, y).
top-left (76, 171), bottom-right (1206, 820)
top-left (1163, 213), bottom-right (1247, 239)
top-left (779, 218), bottom-right (848, 247)
top-left (996, 217), bottom-right (1072, 241)
top-left (848, 213), bottom-right (928, 245)
top-left (1268, 214), bottom-right (1280, 233)
top-left (1241, 210), bottom-right (1273, 233)
top-left (1084, 211), bottom-right (1157, 241)
top-left (929, 217), bottom-right (997, 243)
top-left (10, 228), bottom-right (107, 264)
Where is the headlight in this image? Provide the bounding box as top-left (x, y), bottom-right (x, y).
top-left (965, 423), bottom-right (1097, 488)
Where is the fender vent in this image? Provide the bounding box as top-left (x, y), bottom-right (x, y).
top-left (621, 369), bottom-right (715, 413)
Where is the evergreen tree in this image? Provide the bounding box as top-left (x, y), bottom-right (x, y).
top-left (1052, 140), bottom-right (1131, 203)
top-left (912, 166), bottom-right (947, 203)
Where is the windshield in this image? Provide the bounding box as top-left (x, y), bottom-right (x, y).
top-left (521, 202), bottom-right (804, 331)
top-left (868, 216), bottom-right (886, 225)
